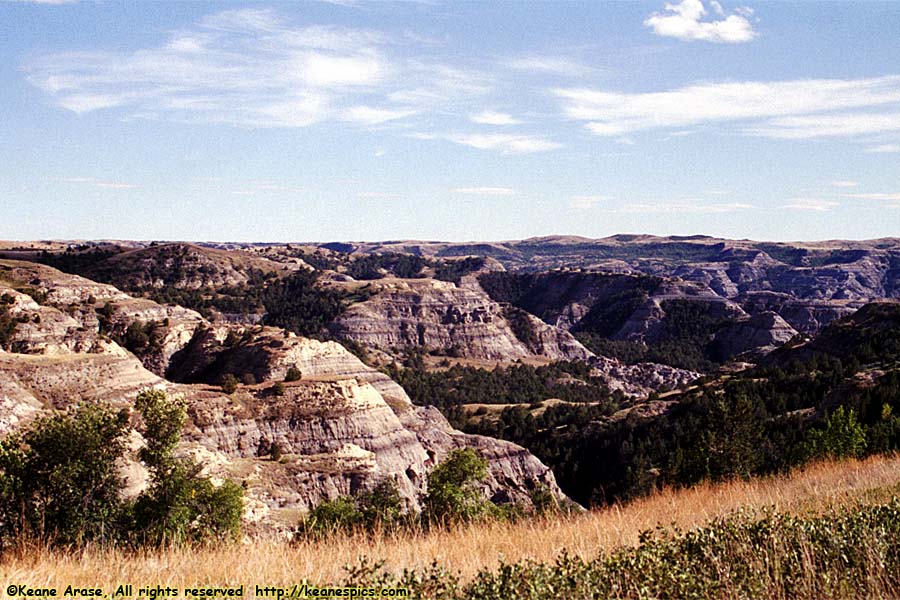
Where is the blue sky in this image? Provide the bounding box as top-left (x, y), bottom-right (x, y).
top-left (2, 0), bottom-right (900, 242)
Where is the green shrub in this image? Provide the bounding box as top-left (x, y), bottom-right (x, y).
top-left (269, 442), bottom-right (284, 461)
top-left (284, 366), bottom-right (303, 382)
top-left (0, 403), bottom-right (129, 546)
top-left (358, 479), bottom-right (403, 529)
top-left (344, 498), bottom-right (900, 599)
top-left (221, 373), bottom-right (239, 394)
top-left (299, 497), bottom-right (362, 536)
top-left (298, 479), bottom-right (403, 537)
top-left (424, 448), bottom-right (492, 525)
top-left (0, 300), bottom-right (18, 350)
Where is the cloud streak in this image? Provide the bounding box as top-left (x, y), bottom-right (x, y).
top-left (410, 132), bottom-right (561, 154)
top-left (452, 187), bottom-right (516, 196)
top-left (555, 76), bottom-right (900, 140)
top-left (783, 198), bottom-right (839, 212)
top-left (469, 111), bottom-right (521, 126)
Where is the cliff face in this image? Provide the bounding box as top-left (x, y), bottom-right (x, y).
top-left (0, 259), bottom-right (570, 532)
top-left (329, 278), bottom-right (577, 361)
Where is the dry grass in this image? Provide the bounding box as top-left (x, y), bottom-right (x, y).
top-left (3, 454), bottom-right (900, 588)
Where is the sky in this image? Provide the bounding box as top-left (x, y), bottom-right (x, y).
top-left (2, 0), bottom-right (900, 243)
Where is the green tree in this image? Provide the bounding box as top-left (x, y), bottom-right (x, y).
top-left (131, 389), bottom-right (242, 546)
top-left (802, 406), bottom-right (867, 461)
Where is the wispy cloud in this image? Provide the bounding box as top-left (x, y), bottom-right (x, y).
top-left (555, 76), bottom-right (900, 139)
top-left (865, 143), bottom-right (900, 153)
top-left (612, 201), bottom-right (753, 214)
top-left (469, 110), bottom-right (521, 126)
top-left (59, 177), bottom-right (139, 190)
top-left (644, 0), bottom-right (757, 44)
top-left (23, 8), bottom-right (444, 129)
top-left (452, 187), bottom-right (516, 196)
top-left (411, 132), bottom-right (561, 154)
top-left (842, 192), bottom-right (900, 202)
top-left (504, 56), bottom-right (597, 78)
top-left (356, 191), bottom-right (400, 199)
top-left (783, 198), bottom-right (839, 211)
top-left (747, 112), bottom-right (900, 139)
top-left (571, 195), bottom-right (606, 210)
top-left (830, 181), bottom-right (859, 188)
top-left (340, 105), bottom-right (417, 125)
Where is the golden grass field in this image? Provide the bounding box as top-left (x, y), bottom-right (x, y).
top-left (2, 454), bottom-right (900, 591)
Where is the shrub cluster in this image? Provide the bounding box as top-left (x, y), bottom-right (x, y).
top-left (342, 498), bottom-right (900, 599)
top-left (0, 389), bottom-right (242, 549)
top-left (297, 449), bottom-right (552, 537)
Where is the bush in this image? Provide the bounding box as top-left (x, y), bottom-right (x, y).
top-left (358, 479), bottom-right (403, 529)
top-left (0, 403), bottom-right (129, 546)
top-left (345, 498), bottom-right (900, 599)
top-left (284, 366), bottom-right (303, 382)
top-left (0, 388), bottom-right (244, 549)
top-left (221, 373), bottom-right (239, 394)
top-left (298, 479), bottom-right (404, 537)
top-left (423, 448), bottom-right (493, 525)
top-left (299, 497), bottom-right (362, 536)
top-left (269, 442), bottom-right (284, 461)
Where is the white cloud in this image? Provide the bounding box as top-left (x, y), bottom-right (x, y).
top-left (341, 105), bottom-right (417, 125)
top-left (612, 201), bottom-right (753, 214)
top-left (356, 192), bottom-right (400, 199)
top-left (469, 111), bottom-right (521, 126)
top-left (555, 76), bottom-right (900, 139)
top-left (644, 0), bottom-right (757, 44)
top-left (504, 56), bottom-right (596, 78)
top-left (23, 9), bottom-right (424, 129)
top-left (452, 187), bottom-right (516, 196)
top-left (842, 192), bottom-right (900, 202)
top-left (571, 195), bottom-right (607, 210)
top-left (783, 198), bottom-right (839, 211)
top-left (94, 181), bottom-right (139, 190)
top-left (412, 132), bottom-right (561, 154)
top-left (59, 177), bottom-right (138, 190)
top-left (865, 143), bottom-right (900, 153)
top-left (830, 181), bottom-right (858, 188)
top-left (388, 63), bottom-right (494, 109)
top-left (747, 112), bottom-right (900, 139)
